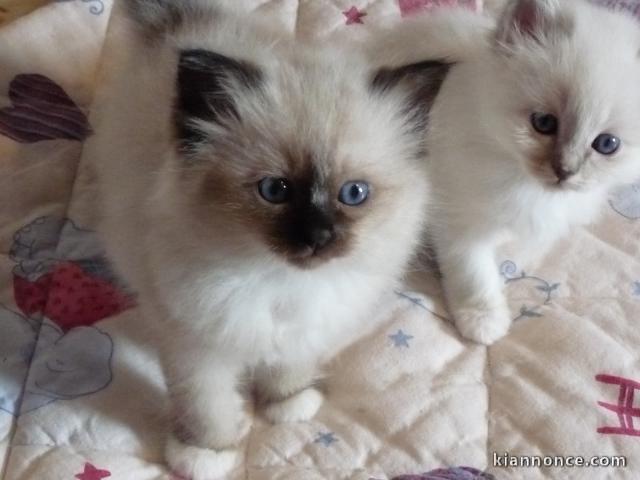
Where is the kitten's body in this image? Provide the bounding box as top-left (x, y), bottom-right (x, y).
top-left (426, 0), bottom-right (640, 344)
top-left (94, 2), bottom-right (448, 478)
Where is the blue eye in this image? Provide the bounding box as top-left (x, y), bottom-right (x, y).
top-left (258, 177), bottom-right (291, 204)
top-left (338, 181), bottom-right (369, 206)
top-left (592, 133), bottom-right (620, 155)
top-left (531, 112), bottom-right (558, 135)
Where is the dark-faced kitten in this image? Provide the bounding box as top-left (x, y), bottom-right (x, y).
top-left (94, 1), bottom-right (449, 478)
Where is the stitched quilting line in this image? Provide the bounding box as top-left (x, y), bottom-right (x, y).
top-left (0, 300), bottom-right (48, 480)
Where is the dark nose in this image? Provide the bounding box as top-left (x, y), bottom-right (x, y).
top-left (301, 206), bottom-right (336, 253)
top-left (553, 164), bottom-right (576, 182)
top-left (305, 225), bottom-right (335, 252)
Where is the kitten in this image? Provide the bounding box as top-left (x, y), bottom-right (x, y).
top-left (426, 0), bottom-right (640, 344)
top-left (93, 1), bottom-right (449, 478)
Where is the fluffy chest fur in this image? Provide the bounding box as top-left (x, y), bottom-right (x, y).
top-left (502, 178), bottom-right (604, 235)
top-left (182, 262), bottom-right (387, 365)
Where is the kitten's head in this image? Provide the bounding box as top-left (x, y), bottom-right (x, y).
top-left (175, 49), bottom-right (448, 270)
top-left (494, 0), bottom-right (640, 192)
top-left (127, 3), bottom-right (449, 270)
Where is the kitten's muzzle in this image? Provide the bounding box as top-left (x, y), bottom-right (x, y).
top-left (301, 215), bottom-right (336, 255)
top-left (552, 164), bottom-right (577, 182)
top-left (287, 207), bottom-right (338, 265)
top-left (551, 153), bottom-right (580, 183)
top-left (275, 202), bottom-right (350, 268)
top-left (307, 227), bottom-right (335, 253)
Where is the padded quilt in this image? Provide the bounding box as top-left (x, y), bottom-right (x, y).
top-left (1, 1), bottom-right (639, 479)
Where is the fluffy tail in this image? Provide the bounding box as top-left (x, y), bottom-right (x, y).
top-left (363, 8), bottom-right (495, 67)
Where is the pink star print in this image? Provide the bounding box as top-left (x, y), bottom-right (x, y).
top-left (343, 6), bottom-right (366, 25)
top-left (75, 463), bottom-right (111, 480)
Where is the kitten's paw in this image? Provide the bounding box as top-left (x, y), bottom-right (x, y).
top-left (263, 387), bottom-right (323, 424)
top-left (208, 410), bottom-right (252, 448)
top-left (174, 408), bottom-right (251, 451)
top-left (453, 302), bottom-right (512, 345)
top-left (166, 434), bottom-right (238, 480)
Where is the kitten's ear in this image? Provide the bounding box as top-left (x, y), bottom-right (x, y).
top-left (371, 60), bottom-right (450, 129)
top-left (175, 49), bottom-right (263, 151)
top-left (122, 0), bottom-right (211, 38)
top-left (123, 0), bottom-right (183, 35)
top-left (495, 0), bottom-right (572, 46)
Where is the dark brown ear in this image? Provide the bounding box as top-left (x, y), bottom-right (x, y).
top-left (495, 0), bottom-right (573, 46)
top-left (371, 60), bottom-right (451, 131)
top-left (175, 49), bottom-right (263, 151)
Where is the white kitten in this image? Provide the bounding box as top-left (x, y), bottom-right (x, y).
top-left (426, 0), bottom-right (640, 344)
top-left (93, 1), bottom-right (449, 478)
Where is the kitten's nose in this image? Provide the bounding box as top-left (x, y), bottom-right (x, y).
top-left (553, 164), bottom-right (577, 182)
top-left (300, 205), bottom-right (336, 254)
top-left (306, 226), bottom-right (335, 252)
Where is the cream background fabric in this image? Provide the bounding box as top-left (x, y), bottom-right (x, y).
top-left (1, 1), bottom-right (638, 479)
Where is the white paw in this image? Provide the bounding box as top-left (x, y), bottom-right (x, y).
top-left (166, 434), bottom-right (238, 480)
top-left (453, 301), bottom-right (512, 345)
top-left (263, 387), bottom-right (323, 424)
top-left (208, 410), bottom-right (252, 448)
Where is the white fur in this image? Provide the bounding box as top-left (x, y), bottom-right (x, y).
top-left (166, 434), bottom-right (239, 480)
top-left (424, 0), bottom-right (640, 344)
top-left (94, 3), bottom-right (433, 478)
top-left (262, 388), bottom-right (324, 424)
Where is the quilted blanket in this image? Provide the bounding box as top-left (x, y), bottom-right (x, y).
top-left (1, 1), bottom-right (639, 479)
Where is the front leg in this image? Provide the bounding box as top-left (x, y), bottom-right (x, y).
top-left (438, 238), bottom-right (512, 345)
top-left (254, 362), bottom-right (323, 424)
top-left (164, 350), bottom-right (250, 480)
